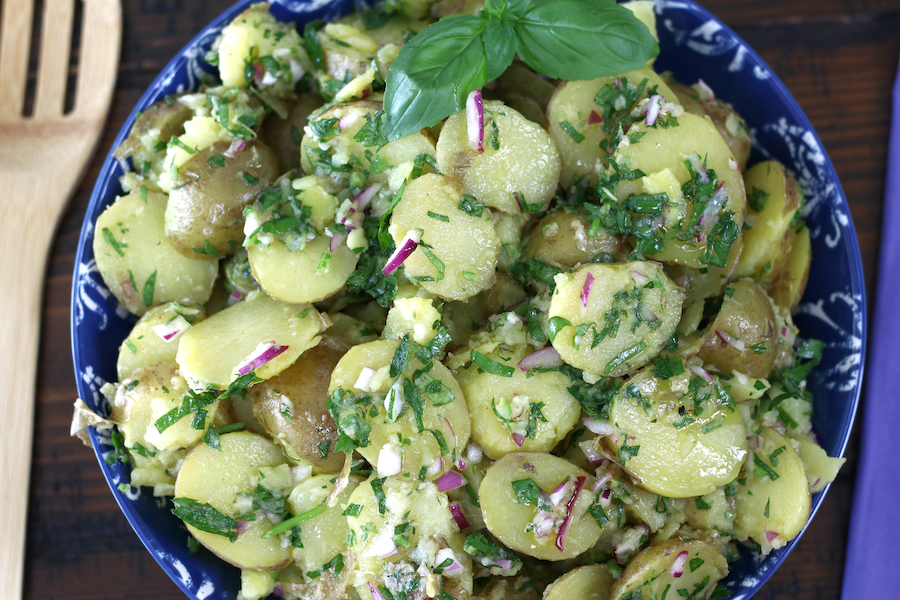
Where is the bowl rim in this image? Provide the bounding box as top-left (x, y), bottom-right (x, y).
top-left (70, 0), bottom-right (867, 598)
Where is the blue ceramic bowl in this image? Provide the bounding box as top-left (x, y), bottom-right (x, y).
top-left (71, 1), bottom-right (866, 598)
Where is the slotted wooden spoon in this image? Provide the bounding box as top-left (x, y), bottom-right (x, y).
top-left (0, 0), bottom-right (120, 596)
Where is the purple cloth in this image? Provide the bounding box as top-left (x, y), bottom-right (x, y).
top-left (842, 58), bottom-right (900, 597)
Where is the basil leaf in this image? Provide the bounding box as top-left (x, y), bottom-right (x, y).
top-left (511, 0), bottom-right (658, 81)
top-left (383, 14), bottom-right (488, 141)
top-left (483, 18), bottom-right (517, 80)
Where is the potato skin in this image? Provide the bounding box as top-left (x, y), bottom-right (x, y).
top-left (698, 278), bottom-right (778, 378)
top-left (259, 93), bottom-right (323, 172)
top-left (165, 139), bottom-right (281, 257)
top-left (247, 341), bottom-right (348, 471)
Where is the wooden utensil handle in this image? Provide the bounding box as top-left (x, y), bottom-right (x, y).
top-left (0, 189), bottom-right (59, 599)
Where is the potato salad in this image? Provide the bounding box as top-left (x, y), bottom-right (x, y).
top-left (88, 1), bottom-right (845, 599)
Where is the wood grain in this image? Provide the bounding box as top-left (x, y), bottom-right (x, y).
top-left (22, 1), bottom-right (898, 599)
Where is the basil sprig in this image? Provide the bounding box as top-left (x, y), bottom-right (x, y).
top-left (383, 0), bottom-right (659, 141)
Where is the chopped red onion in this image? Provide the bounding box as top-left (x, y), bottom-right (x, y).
top-left (227, 289), bottom-right (244, 306)
top-left (494, 559), bottom-right (513, 569)
top-left (354, 366), bottom-right (377, 391)
top-left (436, 470), bottom-right (468, 493)
top-left (338, 113), bottom-right (357, 132)
top-left (382, 229), bottom-right (421, 276)
top-left (435, 548), bottom-right (465, 576)
top-left (729, 158), bottom-right (740, 171)
top-left (581, 272), bottom-right (595, 308)
top-left (369, 582), bottom-right (387, 600)
top-left (365, 531), bottom-right (398, 558)
top-left (329, 232), bottom-right (347, 251)
top-left (640, 305), bottom-right (658, 323)
top-left (582, 417), bottom-right (616, 437)
top-left (555, 476), bottom-right (585, 551)
top-left (236, 341), bottom-right (289, 376)
top-left (629, 270), bottom-right (649, 285)
top-left (253, 61), bottom-right (263, 82)
top-left (513, 192), bottom-right (523, 211)
top-left (669, 550), bottom-right (689, 577)
top-left (697, 78), bottom-right (715, 101)
top-left (377, 445), bottom-right (402, 477)
top-left (688, 363), bottom-right (713, 382)
top-left (615, 77), bottom-right (623, 89)
top-left (518, 347), bottom-right (563, 371)
top-left (550, 479), bottom-right (572, 507)
top-left (579, 440), bottom-right (606, 466)
top-left (644, 95), bottom-right (662, 126)
top-left (449, 502), bottom-right (470, 530)
top-left (534, 513), bottom-right (556, 538)
top-left (512, 433), bottom-right (525, 447)
top-left (765, 530), bottom-right (780, 542)
top-left (588, 110), bottom-right (603, 125)
top-left (456, 458), bottom-right (466, 471)
top-left (151, 315), bottom-right (190, 342)
top-left (466, 88), bottom-right (485, 153)
top-left (444, 416), bottom-right (456, 440)
top-left (353, 183), bottom-right (381, 211)
top-left (273, 586), bottom-right (283, 597)
top-left (715, 329), bottom-right (746, 352)
top-left (592, 473), bottom-right (612, 491)
top-left (236, 520), bottom-right (250, 537)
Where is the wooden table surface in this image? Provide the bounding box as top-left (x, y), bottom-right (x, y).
top-left (24, 0), bottom-right (899, 598)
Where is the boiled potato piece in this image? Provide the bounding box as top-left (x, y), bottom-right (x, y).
top-left (480, 452), bottom-right (602, 560)
top-left (543, 564), bottom-right (615, 600)
top-left (287, 474), bottom-right (361, 575)
top-left (456, 346), bottom-right (581, 460)
top-left (346, 476), bottom-right (472, 596)
top-left (176, 290), bottom-right (324, 388)
top-left (116, 302), bottom-right (204, 380)
top-left (769, 225), bottom-right (811, 310)
top-left (389, 173), bottom-right (499, 301)
top-left (383, 296), bottom-right (443, 346)
top-left (546, 67), bottom-right (677, 187)
top-left (524, 209), bottom-right (626, 269)
top-left (249, 235), bottom-right (360, 304)
top-left (487, 60), bottom-right (558, 124)
top-left (166, 139), bottom-right (281, 258)
top-left (614, 112), bottom-right (746, 270)
top-left (110, 361), bottom-right (218, 452)
top-left (794, 436), bottom-right (845, 493)
top-left (735, 161), bottom-right (802, 279)
top-left (247, 341), bottom-right (348, 471)
top-left (698, 279), bottom-right (778, 378)
top-left (112, 97), bottom-right (193, 161)
top-left (733, 427), bottom-right (811, 552)
top-left (93, 190), bottom-right (218, 316)
top-left (603, 363), bottom-right (747, 498)
top-left (328, 339), bottom-right (471, 481)
top-left (608, 539), bottom-right (728, 600)
top-left (300, 101), bottom-right (436, 192)
top-left (549, 262), bottom-right (683, 377)
top-left (683, 487), bottom-right (734, 534)
top-left (174, 432), bottom-right (292, 571)
top-left (667, 78), bottom-right (751, 170)
top-left (436, 99), bottom-right (561, 214)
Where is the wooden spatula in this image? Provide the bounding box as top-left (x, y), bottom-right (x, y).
top-left (0, 0), bottom-right (120, 596)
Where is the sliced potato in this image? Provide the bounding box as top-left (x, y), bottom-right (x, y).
top-left (733, 427), bottom-right (811, 552)
top-left (603, 363), bottom-right (747, 498)
top-left (456, 346), bottom-right (581, 460)
top-left (327, 339), bottom-right (471, 481)
top-left (524, 209), bottom-right (626, 269)
top-left (698, 279), bottom-right (778, 378)
top-left (176, 290), bottom-right (324, 388)
top-left (794, 436), bottom-right (845, 493)
top-left (247, 341), bottom-right (348, 471)
top-left (287, 474), bottom-right (361, 574)
top-left (735, 161), bottom-right (802, 279)
top-left (93, 190), bottom-right (218, 316)
top-left (116, 302), bottom-right (204, 380)
top-left (546, 67), bottom-right (677, 187)
top-left (480, 452), bottom-right (601, 561)
top-left (769, 225), bottom-right (811, 310)
top-left (249, 235), bottom-right (360, 304)
top-left (608, 539), bottom-right (728, 600)
top-left (543, 564), bottom-right (615, 600)
top-left (436, 99), bottom-right (561, 214)
top-left (174, 432), bottom-right (291, 571)
top-left (110, 361), bottom-right (218, 452)
top-left (549, 262), bottom-right (683, 377)
top-left (389, 173), bottom-right (499, 301)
